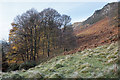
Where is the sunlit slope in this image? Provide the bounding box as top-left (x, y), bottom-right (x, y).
top-left (1, 42), bottom-right (119, 79)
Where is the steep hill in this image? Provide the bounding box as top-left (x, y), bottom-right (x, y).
top-left (82, 2), bottom-right (118, 25)
top-left (1, 42), bottom-right (119, 79)
top-left (73, 2), bottom-right (119, 51)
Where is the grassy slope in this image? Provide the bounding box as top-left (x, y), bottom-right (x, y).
top-left (1, 42), bottom-right (119, 79)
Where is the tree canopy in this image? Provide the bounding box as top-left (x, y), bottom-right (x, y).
top-left (2, 8), bottom-right (77, 71)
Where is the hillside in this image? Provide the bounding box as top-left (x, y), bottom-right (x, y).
top-left (82, 2), bottom-right (118, 25)
top-left (73, 2), bottom-right (118, 29)
top-left (72, 2), bottom-right (119, 51)
top-left (1, 42), bottom-right (119, 79)
top-left (1, 2), bottom-right (119, 79)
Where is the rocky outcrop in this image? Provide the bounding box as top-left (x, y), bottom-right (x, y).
top-left (83, 2), bottom-right (118, 25)
top-left (72, 2), bottom-right (118, 29)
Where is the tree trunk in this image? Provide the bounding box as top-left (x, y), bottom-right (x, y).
top-left (42, 32), bottom-right (45, 55)
top-left (33, 25), bottom-right (37, 61)
top-left (26, 48), bottom-right (29, 61)
top-left (37, 27), bottom-right (41, 59)
top-left (47, 34), bottom-right (50, 57)
top-left (21, 54), bottom-right (25, 62)
top-left (30, 28), bottom-right (33, 60)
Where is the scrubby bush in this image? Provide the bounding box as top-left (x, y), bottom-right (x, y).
top-left (7, 63), bottom-right (19, 72)
top-left (19, 61), bottom-right (36, 70)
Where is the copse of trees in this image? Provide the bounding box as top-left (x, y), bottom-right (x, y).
top-left (3, 8), bottom-right (77, 71)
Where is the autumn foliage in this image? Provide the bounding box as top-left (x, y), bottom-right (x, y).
top-left (2, 8), bottom-right (77, 71)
